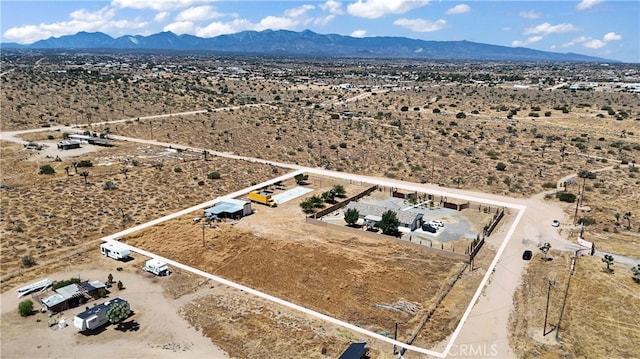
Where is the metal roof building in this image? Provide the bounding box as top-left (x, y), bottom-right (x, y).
top-left (204, 199), bottom-right (252, 220)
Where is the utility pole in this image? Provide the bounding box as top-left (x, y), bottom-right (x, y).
top-left (543, 278), bottom-right (557, 336)
top-left (201, 223), bottom-right (209, 246)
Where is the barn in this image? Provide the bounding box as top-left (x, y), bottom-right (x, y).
top-left (204, 199), bottom-right (252, 220)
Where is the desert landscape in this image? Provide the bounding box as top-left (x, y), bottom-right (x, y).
top-left (1, 51), bottom-right (639, 358)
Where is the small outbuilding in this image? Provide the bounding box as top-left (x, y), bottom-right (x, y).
top-left (204, 199), bottom-right (252, 220)
top-left (57, 140), bottom-right (81, 150)
top-left (40, 280), bottom-right (106, 313)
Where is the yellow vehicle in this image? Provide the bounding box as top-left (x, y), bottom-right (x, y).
top-left (249, 191), bottom-right (277, 207)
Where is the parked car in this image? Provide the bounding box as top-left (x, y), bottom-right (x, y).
top-left (430, 220), bottom-right (444, 227)
top-left (551, 220), bottom-right (560, 227)
top-left (522, 250), bottom-right (533, 260)
top-left (422, 223), bottom-right (437, 233)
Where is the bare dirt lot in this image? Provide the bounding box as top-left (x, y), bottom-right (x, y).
top-left (120, 184), bottom-right (496, 354)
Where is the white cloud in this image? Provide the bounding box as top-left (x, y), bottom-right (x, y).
top-left (285, 4), bottom-right (314, 18)
top-left (313, 14), bottom-right (336, 26)
top-left (195, 19), bottom-right (253, 37)
top-left (603, 32), bottom-right (622, 41)
top-left (519, 10), bottom-right (540, 19)
top-left (446, 4), bottom-right (470, 15)
top-left (348, 0), bottom-right (430, 19)
top-left (394, 18), bottom-right (446, 32)
top-left (3, 6), bottom-right (147, 43)
top-left (502, 26), bottom-right (511, 31)
top-left (524, 22), bottom-right (579, 35)
top-left (511, 36), bottom-right (543, 47)
top-left (111, 0), bottom-right (209, 11)
top-left (70, 6), bottom-right (116, 22)
top-left (163, 21), bottom-right (194, 34)
top-left (351, 29), bottom-right (367, 38)
top-left (320, 0), bottom-right (344, 15)
top-left (584, 39), bottom-right (606, 49)
top-left (576, 0), bottom-right (602, 11)
top-left (256, 16), bottom-right (305, 31)
top-left (175, 5), bottom-right (223, 22)
top-left (154, 12), bottom-right (170, 22)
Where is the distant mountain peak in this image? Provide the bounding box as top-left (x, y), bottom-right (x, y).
top-left (0, 29), bottom-right (615, 63)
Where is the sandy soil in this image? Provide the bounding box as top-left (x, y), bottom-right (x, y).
top-left (0, 251), bottom-right (228, 359)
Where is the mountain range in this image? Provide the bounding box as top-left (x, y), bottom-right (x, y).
top-left (1, 29), bottom-right (613, 62)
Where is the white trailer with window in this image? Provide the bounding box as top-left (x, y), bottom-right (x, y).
top-left (73, 297), bottom-right (130, 331)
top-left (100, 243), bottom-right (131, 260)
top-left (143, 259), bottom-right (170, 276)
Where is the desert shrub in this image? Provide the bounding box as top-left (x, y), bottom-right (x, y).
top-left (117, 281), bottom-right (124, 290)
top-left (496, 162), bottom-right (507, 171)
top-left (330, 113), bottom-right (339, 119)
top-left (579, 217), bottom-right (597, 226)
top-left (544, 111), bottom-right (552, 117)
top-left (542, 182), bottom-right (556, 189)
top-left (39, 164), bottom-right (55, 175)
top-left (21, 255), bottom-right (36, 267)
top-left (18, 299), bottom-right (34, 317)
top-left (103, 181), bottom-right (117, 190)
top-left (78, 160), bottom-right (93, 167)
top-left (432, 108), bottom-right (441, 114)
top-left (339, 142), bottom-right (347, 149)
top-left (174, 167), bottom-right (183, 173)
top-left (207, 172), bottom-right (221, 180)
top-left (197, 180), bottom-right (205, 186)
top-left (556, 192), bottom-right (576, 203)
top-left (455, 112), bottom-right (466, 119)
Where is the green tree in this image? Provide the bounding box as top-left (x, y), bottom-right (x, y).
top-left (321, 190), bottom-right (336, 203)
top-left (299, 198), bottom-right (314, 213)
top-left (332, 184), bottom-right (346, 198)
top-left (108, 273), bottom-right (113, 283)
top-left (539, 242), bottom-right (551, 261)
top-left (294, 173), bottom-right (309, 185)
top-left (79, 171), bottom-right (89, 184)
top-left (106, 301), bottom-right (129, 330)
top-left (39, 164), bottom-right (55, 175)
top-left (378, 210), bottom-right (400, 236)
top-left (344, 208), bottom-right (360, 226)
top-left (310, 195), bottom-right (324, 208)
top-left (117, 280), bottom-right (123, 290)
top-left (18, 299), bottom-right (34, 317)
top-left (602, 254), bottom-right (614, 273)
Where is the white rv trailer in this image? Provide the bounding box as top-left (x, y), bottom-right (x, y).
top-left (100, 243), bottom-right (131, 260)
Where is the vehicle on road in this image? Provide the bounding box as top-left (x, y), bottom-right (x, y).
top-left (522, 250), bottom-right (533, 260)
top-left (551, 220), bottom-right (560, 227)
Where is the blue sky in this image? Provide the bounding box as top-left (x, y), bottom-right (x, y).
top-left (1, 1), bottom-right (638, 62)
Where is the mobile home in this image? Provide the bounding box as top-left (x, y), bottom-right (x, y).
top-left (143, 259), bottom-right (170, 276)
top-left (73, 297), bottom-right (130, 331)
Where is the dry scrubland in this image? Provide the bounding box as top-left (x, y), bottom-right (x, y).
top-left (0, 138), bottom-right (279, 282)
top-left (510, 251), bottom-right (640, 358)
top-left (2, 54), bottom-right (640, 357)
